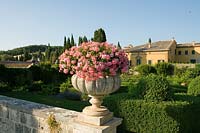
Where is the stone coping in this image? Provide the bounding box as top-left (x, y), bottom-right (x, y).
top-left (0, 95), bottom-right (78, 122)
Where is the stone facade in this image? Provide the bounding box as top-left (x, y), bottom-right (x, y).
top-left (125, 39), bottom-right (200, 66)
top-left (0, 95), bottom-right (121, 133)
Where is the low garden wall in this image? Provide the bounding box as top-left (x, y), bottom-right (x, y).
top-left (0, 95), bottom-right (121, 133)
top-left (0, 95), bottom-right (77, 133)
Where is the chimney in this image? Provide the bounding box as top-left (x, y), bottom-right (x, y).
top-left (148, 38), bottom-right (151, 48)
top-left (192, 41), bottom-right (195, 46)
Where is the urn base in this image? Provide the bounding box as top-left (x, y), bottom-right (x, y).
top-left (83, 105), bottom-right (110, 116)
top-left (77, 112), bottom-right (113, 126)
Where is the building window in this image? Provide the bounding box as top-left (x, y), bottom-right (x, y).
top-left (190, 59), bottom-right (196, 63)
top-left (158, 60), bottom-right (164, 63)
top-left (129, 60), bottom-right (132, 66)
top-left (185, 50), bottom-right (188, 55)
top-left (178, 51), bottom-right (181, 55)
top-left (148, 60), bottom-right (152, 65)
top-left (192, 50), bottom-right (195, 55)
top-left (175, 50), bottom-right (176, 55)
top-left (136, 59), bottom-right (141, 65)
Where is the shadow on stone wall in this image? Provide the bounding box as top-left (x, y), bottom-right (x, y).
top-left (0, 95), bottom-right (78, 133)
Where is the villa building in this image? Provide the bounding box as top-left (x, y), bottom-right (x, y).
top-left (125, 39), bottom-right (200, 67)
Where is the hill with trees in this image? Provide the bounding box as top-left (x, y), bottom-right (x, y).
top-left (0, 28), bottom-right (121, 63)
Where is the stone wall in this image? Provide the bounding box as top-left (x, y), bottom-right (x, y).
top-left (0, 95), bottom-right (122, 133)
top-left (0, 95), bottom-right (77, 133)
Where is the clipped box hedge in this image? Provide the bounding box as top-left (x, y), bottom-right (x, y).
top-left (104, 93), bottom-right (200, 133)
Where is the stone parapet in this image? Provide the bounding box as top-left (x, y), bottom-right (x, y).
top-left (0, 95), bottom-right (122, 133)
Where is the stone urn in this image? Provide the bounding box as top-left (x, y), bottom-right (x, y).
top-left (71, 74), bottom-right (121, 117)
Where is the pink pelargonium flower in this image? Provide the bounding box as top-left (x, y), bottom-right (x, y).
top-left (71, 60), bottom-right (76, 64)
top-left (59, 41), bottom-right (129, 81)
top-left (101, 54), bottom-right (111, 60)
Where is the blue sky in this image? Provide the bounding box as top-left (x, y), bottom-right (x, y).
top-left (0, 0), bottom-right (200, 50)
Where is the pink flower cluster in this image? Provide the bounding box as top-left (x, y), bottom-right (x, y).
top-left (59, 41), bottom-right (129, 81)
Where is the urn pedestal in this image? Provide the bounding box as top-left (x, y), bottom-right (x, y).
top-left (71, 74), bottom-right (121, 126)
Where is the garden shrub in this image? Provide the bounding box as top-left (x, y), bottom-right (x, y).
top-left (188, 76), bottom-right (200, 96)
top-left (59, 78), bottom-right (72, 93)
top-left (129, 74), bottom-right (172, 101)
top-left (135, 64), bottom-right (156, 76)
top-left (29, 65), bottom-right (42, 81)
top-left (59, 78), bottom-right (82, 100)
top-left (28, 80), bottom-right (44, 92)
top-left (0, 81), bottom-right (10, 91)
top-left (180, 68), bottom-right (200, 85)
top-left (155, 62), bottom-right (174, 76)
top-left (174, 67), bottom-right (187, 77)
top-left (6, 68), bottom-right (32, 87)
top-left (40, 84), bottom-right (60, 95)
top-left (103, 93), bottom-right (200, 133)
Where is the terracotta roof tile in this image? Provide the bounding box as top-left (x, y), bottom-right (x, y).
top-left (127, 40), bottom-right (174, 52)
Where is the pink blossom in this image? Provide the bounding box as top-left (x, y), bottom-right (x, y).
top-left (59, 41), bottom-right (129, 81)
top-left (70, 71), bottom-right (74, 75)
top-left (112, 59), bottom-right (119, 65)
top-left (106, 62), bottom-right (112, 66)
top-left (71, 60), bottom-right (76, 64)
top-left (63, 69), bottom-right (68, 74)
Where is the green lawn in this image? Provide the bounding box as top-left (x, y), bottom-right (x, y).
top-left (0, 91), bottom-right (89, 112)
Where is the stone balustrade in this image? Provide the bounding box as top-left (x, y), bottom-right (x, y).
top-left (0, 95), bottom-right (122, 133)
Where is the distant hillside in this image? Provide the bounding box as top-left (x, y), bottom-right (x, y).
top-left (0, 45), bottom-right (63, 56)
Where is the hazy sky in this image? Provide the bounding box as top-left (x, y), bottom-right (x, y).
top-left (0, 0), bottom-right (200, 50)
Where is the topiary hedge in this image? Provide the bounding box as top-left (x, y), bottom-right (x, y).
top-left (135, 64), bottom-right (157, 76)
top-left (188, 76), bottom-right (200, 96)
top-left (104, 93), bottom-right (200, 133)
top-left (128, 74), bottom-right (172, 101)
top-left (155, 62), bottom-right (174, 76)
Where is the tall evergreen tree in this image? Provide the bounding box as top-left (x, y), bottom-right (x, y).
top-left (93, 28), bottom-right (107, 42)
top-left (37, 50), bottom-right (42, 61)
top-left (78, 36), bottom-right (83, 46)
top-left (149, 38), bottom-right (152, 44)
top-left (82, 36), bottom-right (88, 42)
top-left (66, 37), bottom-right (71, 50)
top-left (71, 34), bottom-right (75, 47)
top-left (50, 50), bottom-right (59, 64)
top-left (23, 48), bottom-right (29, 61)
top-left (117, 41), bottom-right (122, 49)
top-left (64, 36), bottom-right (67, 49)
top-left (45, 43), bottom-right (51, 61)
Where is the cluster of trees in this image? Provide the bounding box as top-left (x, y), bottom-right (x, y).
top-left (44, 44), bottom-right (63, 64)
top-left (0, 45), bottom-right (63, 63)
top-left (0, 28), bottom-right (122, 63)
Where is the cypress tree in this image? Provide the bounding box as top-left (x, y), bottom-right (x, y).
top-left (93, 28), bottom-right (107, 42)
top-left (66, 38), bottom-right (71, 50)
top-left (117, 41), bottom-right (122, 49)
top-left (83, 36), bottom-right (88, 42)
top-left (45, 43), bottom-right (51, 61)
top-left (64, 36), bottom-right (67, 49)
top-left (78, 36), bottom-right (83, 46)
top-left (71, 34), bottom-right (75, 47)
top-left (23, 48), bottom-right (29, 61)
top-left (38, 50), bottom-right (42, 61)
top-left (149, 38), bottom-right (152, 44)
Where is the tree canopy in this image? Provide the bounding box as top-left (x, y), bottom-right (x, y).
top-left (93, 28), bottom-right (107, 42)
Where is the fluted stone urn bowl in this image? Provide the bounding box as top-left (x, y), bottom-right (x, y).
top-left (71, 74), bottom-right (121, 117)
